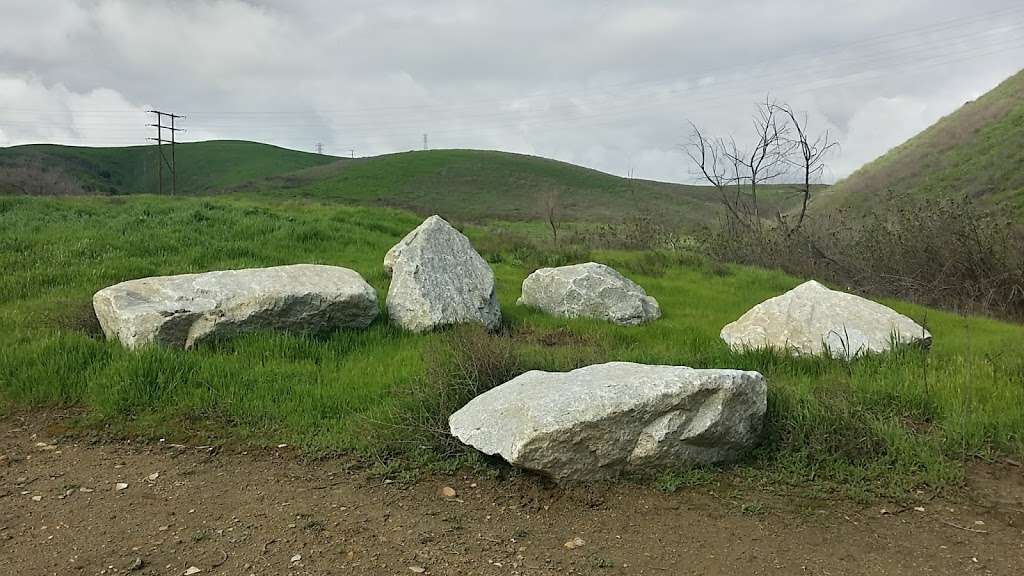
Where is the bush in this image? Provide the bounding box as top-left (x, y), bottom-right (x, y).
top-left (399, 326), bottom-right (522, 455)
top-left (703, 195), bottom-right (1024, 320)
top-left (575, 214), bottom-right (683, 251)
top-left (475, 230), bottom-right (591, 271)
top-left (0, 157), bottom-right (85, 196)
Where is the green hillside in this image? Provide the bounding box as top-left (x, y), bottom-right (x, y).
top-left (817, 69), bottom-right (1024, 216)
top-left (247, 149), bottom-right (809, 226)
top-left (1, 141), bottom-right (804, 227)
top-left (0, 140), bottom-right (338, 195)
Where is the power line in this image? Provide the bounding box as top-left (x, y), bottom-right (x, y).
top-left (11, 24), bottom-right (1020, 139)
top-left (2, 13), bottom-right (1021, 151)
top-left (3, 4), bottom-right (1022, 121)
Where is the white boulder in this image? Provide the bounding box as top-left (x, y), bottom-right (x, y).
top-left (517, 262), bottom-right (660, 325)
top-left (385, 215), bottom-right (501, 332)
top-left (449, 362), bottom-right (766, 482)
top-left (720, 280), bottom-right (931, 359)
top-left (93, 264), bottom-right (378, 349)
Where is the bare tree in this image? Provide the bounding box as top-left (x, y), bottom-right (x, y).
top-left (540, 188), bottom-right (562, 243)
top-left (686, 97), bottom-right (835, 232)
top-left (775, 103), bottom-right (838, 232)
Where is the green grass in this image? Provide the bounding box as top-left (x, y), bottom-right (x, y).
top-left (0, 140), bottom-right (337, 195)
top-left (1, 194), bottom-right (1022, 497)
top-left (818, 68), bottom-right (1024, 218)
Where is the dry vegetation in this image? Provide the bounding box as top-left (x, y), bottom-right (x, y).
top-left (703, 194), bottom-right (1024, 321)
top-left (0, 156), bottom-right (84, 195)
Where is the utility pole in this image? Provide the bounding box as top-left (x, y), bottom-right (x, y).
top-left (147, 110), bottom-right (185, 194)
top-left (423, 133), bottom-right (428, 151)
top-left (316, 142), bottom-right (323, 154)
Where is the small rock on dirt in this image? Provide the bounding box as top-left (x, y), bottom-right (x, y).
top-left (439, 486), bottom-right (457, 498)
top-left (564, 537), bottom-right (585, 550)
top-left (115, 482), bottom-right (129, 491)
top-left (183, 567), bottom-right (202, 576)
top-left (409, 567), bottom-right (427, 574)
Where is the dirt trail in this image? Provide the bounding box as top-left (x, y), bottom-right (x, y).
top-left (1, 415), bottom-right (1022, 576)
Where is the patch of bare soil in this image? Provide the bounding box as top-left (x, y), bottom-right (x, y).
top-left (2, 414), bottom-right (1022, 576)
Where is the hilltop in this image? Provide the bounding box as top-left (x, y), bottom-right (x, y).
top-left (0, 140), bottom-right (336, 195)
top-left (816, 69), bottom-right (1024, 216)
top-left (243, 148), bottom-right (806, 226)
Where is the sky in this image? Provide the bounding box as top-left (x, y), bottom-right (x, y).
top-left (1, 0), bottom-right (1022, 184)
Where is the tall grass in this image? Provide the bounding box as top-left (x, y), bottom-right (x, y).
top-left (1, 194), bottom-right (1022, 495)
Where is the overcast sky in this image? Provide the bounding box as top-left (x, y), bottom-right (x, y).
top-left (1, 0), bottom-right (1022, 183)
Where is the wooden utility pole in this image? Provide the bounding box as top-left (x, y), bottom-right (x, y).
top-left (147, 110), bottom-right (185, 194)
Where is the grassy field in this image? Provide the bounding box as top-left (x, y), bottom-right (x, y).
top-left (1, 194), bottom-right (1022, 498)
top-left (817, 68), bottom-right (1024, 218)
top-left (0, 140), bottom-right (337, 195)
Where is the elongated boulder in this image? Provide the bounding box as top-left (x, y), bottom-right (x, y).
top-left (517, 262), bottom-right (660, 325)
top-left (720, 280), bottom-right (931, 359)
top-left (385, 215), bottom-right (501, 332)
top-left (449, 362), bottom-right (766, 482)
top-left (93, 264), bottom-right (378, 349)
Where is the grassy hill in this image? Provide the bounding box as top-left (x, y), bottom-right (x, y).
top-left (241, 149), bottom-right (802, 227)
top-left (816, 69), bottom-right (1024, 216)
top-left (1, 140), bottom-right (805, 227)
top-left (0, 140), bottom-right (337, 195)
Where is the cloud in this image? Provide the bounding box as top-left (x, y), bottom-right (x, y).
top-left (1, 0), bottom-right (1022, 182)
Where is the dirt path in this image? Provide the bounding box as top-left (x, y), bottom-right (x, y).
top-left (2, 415), bottom-right (1022, 575)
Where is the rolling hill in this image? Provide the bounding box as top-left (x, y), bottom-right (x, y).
top-left (0, 140), bottom-right (805, 227)
top-left (816, 68), bottom-right (1024, 216)
top-left (241, 148), bottom-right (807, 226)
top-left (0, 140), bottom-right (337, 195)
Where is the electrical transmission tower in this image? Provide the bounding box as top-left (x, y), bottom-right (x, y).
top-left (147, 110), bottom-right (185, 194)
top-left (316, 142), bottom-right (323, 154)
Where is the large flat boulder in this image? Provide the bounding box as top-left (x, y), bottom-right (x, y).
top-left (517, 262), bottom-right (660, 325)
top-left (720, 280), bottom-right (931, 359)
top-left (385, 215), bottom-right (501, 332)
top-left (449, 362), bottom-right (766, 482)
top-left (93, 264), bottom-right (378, 349)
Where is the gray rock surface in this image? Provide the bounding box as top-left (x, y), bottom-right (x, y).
top-left (385, 215), bottom-right (501, 332)
top-left (93, 264), bottom-right (378, 349)
top-left (517, 262), bottom-right (660, 325)
top-left (720, 280), bottom-right (931, 359)
top-left (449, 362), bottom-right (766, 482)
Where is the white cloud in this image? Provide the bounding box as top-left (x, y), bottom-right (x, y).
top-left (0, 0), bottom-right (1021, 180)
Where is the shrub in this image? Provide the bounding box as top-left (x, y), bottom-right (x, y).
top-left (397, 326), bottom-right (522, 456)
top-left (475, 230), bottom-right (590, 271)
top-left (575, 214), bottom-right (683, 251)
top-left (703, 194), bottom-right (1024, 320)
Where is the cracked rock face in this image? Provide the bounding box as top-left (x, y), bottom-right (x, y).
top-left (449, 362), bottom-right (766, 482)
top-left (93, 264), bottom-right (379, 349)
top-left (720, 280), bottom-right (932, 360)
top-left (385, 215), bottom-right (501, 332)
top-left (517, 262), bottom-right (661, 326)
